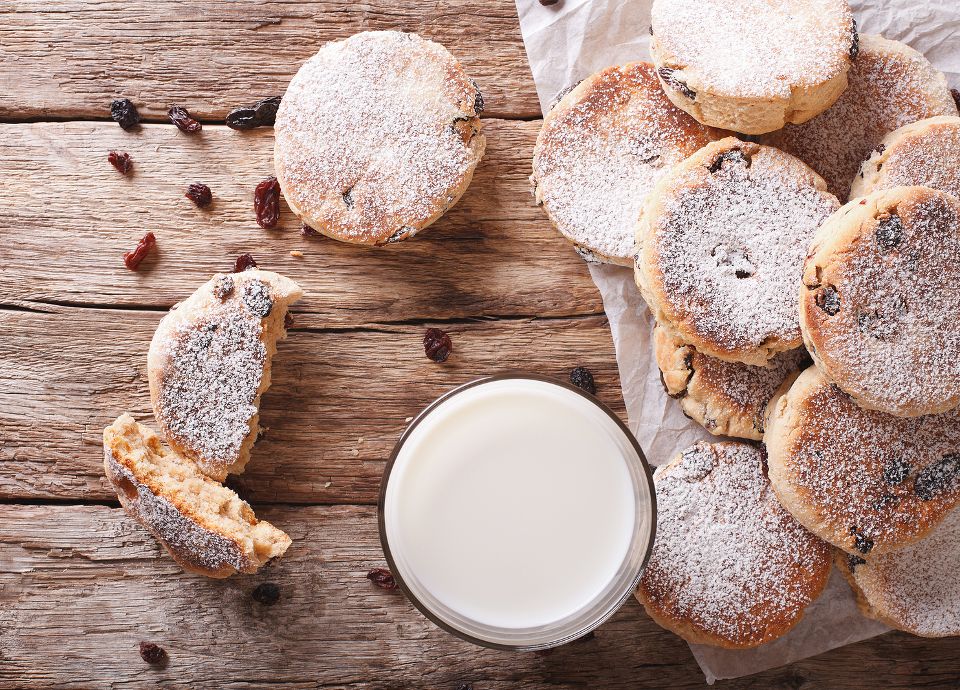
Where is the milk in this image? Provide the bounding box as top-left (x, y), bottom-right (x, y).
top-left (382, 377), bottom-right (654, 644)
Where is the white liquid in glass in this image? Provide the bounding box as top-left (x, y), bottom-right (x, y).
top-left (384, 378), bottom-right (640, 630)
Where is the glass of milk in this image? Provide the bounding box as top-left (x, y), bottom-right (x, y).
top-left (378, 374), bottom-right (657, 650)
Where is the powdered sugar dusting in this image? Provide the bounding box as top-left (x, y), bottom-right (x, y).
top-left (646, 142), bottom-right (838, 358)
top-left (863, 117), bottom-right (960, 199)
top-left (151, 274), bottom-right (280, 476)
top-left (103, 415), bottom-right (288, 575)
top-left (804, 189), bottom-right (960, 415)
top-left (774, 369), bottom-right (960, 554)
top-left (274, 31), bottom-right (483, 244)
top-left (532, 62), bottom-right (723, 262)
top-left (852, 507), bottom-right (960, 637)
top-left (692, 347), bottom-right (809, 424)
top-left (764, 35), bottom-right (958, 200)
top-left (651, 0), bottom-right (852, 99)
top-left (108, 450), bottom-right (251, 573)
top-left (638, 441), bottom-right (830, 647)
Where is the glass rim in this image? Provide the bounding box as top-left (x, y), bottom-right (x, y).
top-left (377, 371), bottom-right (658, 651)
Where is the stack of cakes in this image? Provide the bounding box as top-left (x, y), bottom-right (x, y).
top-left (533, 0), bottom-right (960, 648)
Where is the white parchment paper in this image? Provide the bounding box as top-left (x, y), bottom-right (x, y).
top-left (515, 0), bottom-right (959, 682)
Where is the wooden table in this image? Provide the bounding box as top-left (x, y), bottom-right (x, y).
top-left (2, 2), bottom-right (958, 687)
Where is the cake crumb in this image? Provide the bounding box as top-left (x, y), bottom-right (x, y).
top-left (290, 250), bottom-right (304, 258)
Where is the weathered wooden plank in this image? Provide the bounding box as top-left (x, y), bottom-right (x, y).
top-left (0, 308), bottom-right (623, 503)
top-left (0, 121), bottom-right (602, 324)
top-left (0, 1), bottom-right (540, 121)
top-left (3, 504), bottom-right (960, 689)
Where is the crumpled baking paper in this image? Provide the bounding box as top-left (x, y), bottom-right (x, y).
top-left (515, 0), bottom-right (958, 681)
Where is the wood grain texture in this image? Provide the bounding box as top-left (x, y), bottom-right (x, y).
top-left (0, 121), bottom-right (602, 324)
top-left (0, 1), bottom-right (541, 122)
top-left (4, 504), bottom-right (960, 690)
top-left (0, 307), bottom-right (622, 503)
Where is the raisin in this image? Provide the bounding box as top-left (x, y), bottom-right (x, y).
top-left (423, 328), bottom-right (453, 363)
top-left (225, 96), bottom-right (283, 130)
top-left (108, 151), bottom-right (133, 175)
top-left (848, 554), bottom-right (866, 571)
top-left (549, 80), bottom-right (583, 110)
top-left (952, 89), bottom-right (960, 111)
top-left (708, 149), bottom-right (749, 172)
top-left (914, 454), bottom-right (960, 501)
top-left (251, 582), bottom-right (281, 605)
top-left (658, 67), bottom-right (696, 99)
top-left (569, 366), bottom-right (597, 395)
top-left (168, 105), bottom-right (202, 133)
top-left (875, 214), bottom-right (904, 252)
top-left (242, 280), bottom-right (273, 317)
top-left (849, 527), bottom-right (874, 554)
top-left (284, 312), bottom-right (294, 329)
top-left (234, 253), bottom-right (258, 272)
top-left (849, 19), bottom-right (859, 60)
top-left (883, 457), bottom-right (911, 485)
top-left (469, 79), bottom-right (484, 115)
top-left (816, 286), bottom-right (841, 315)
top-left (456, 684), bottom-right (473, 690)
top-left (342, 188), bottom-right (354, 209)
top-left (539, 0), bottom-right (560, 5)
top-left (367, 567), bottom-right (399, 591)
top-left (111, 99), bottom-right (140, 130)
top-left (139, 641), bottom-right (167, 664)
top-left (123, 232), bottom-right (156, 270)
top-left (185, 182), bottom-right (212, 207)
top-left (254, 176), bottom-right (282, 229)
top-left (384, 227), bottom-right (412, 244)
top-left (212, 275), bottom-right (234, 301)
top-left (873, 493), bottom-right (899, 511)
top-left (301, 223), bottom-right (321, 237)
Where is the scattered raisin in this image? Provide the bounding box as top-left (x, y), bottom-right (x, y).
top-left (139, 641), bottom-right (167, 664)
top-left (111, 99), bottom-right (140, 130)
top-left (284, 312), bottom-right (294, 329)
top-left (242, 280), bottom-right (274, 317)
top-left (816, 286), bottom-right (841, 315)
top-left (952, 89), bottom-right (960, 111)
top-left (301, 223), bottom-right (321, 237)
top-left (251, 582), bottom-right (281, 605)
top-left (234, 253), bottom-right (258, 272)
top-left (569, 366), bottom-right (597, 395)
top-left (108, 151), bottom-right (133, 175)
top-left (423, 328), bottom-right (453, 363)
top-left (658, 67), bottom-right (696, 99)
top-left (849, 19), bottom-right (860, 60)
top-left (848, 554), bottom-right (866, 571)
top-left (254, 176), bottom-right (282, 229)
top-left (539, 0), bottom-right (560, 5)
top-left (123, 232), bottom-right (156, 270)
top-left (875, 214), bottom-right (904, 252)
top-left (709, 149), bottom-right (749, 172)
top-left (185, 182), bottom-right (212, 207)
top-left (225, 96), bottom-right (283, 130)
top-left (367, 567), bottom-right (399, 591)
top-left (914, 454), bottom-right (960, 501)
top-left (849, 527), bottom-right (874, 554)
top-left (883, 457), bottom-right (911, 485)
top-left (212, 275), bottom-right (234, 301)
top-left (168, 105), bottom-right (202, 133)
